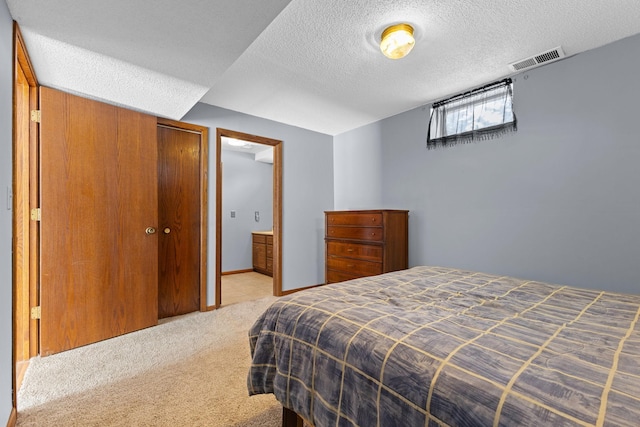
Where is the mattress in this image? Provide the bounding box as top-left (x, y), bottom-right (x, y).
top-left (248, 266), bottom-right (640, 426)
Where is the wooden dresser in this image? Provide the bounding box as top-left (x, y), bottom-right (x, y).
top-left (325, 210), bottom-right (409, 284)
top-left (252, 231), bottom-right (273, 277)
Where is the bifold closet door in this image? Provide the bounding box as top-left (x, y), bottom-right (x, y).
top-left (157, 125), bottom-right (201, 319)
top-left (39, 87), bottom-right (159, 355)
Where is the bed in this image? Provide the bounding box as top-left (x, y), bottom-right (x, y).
top-left (248, 266), bottom-right (640, 426)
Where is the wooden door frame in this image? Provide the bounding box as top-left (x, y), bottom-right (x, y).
top-left (157, 118), bottom-right (209, 312)
top-left (215, 128), bottom-right (282, 308)
top-left (12, 22), bottom-right (39, 410)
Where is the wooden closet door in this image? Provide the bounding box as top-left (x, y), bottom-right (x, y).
top-left (39, 87), bottom-right (158, 355)
top-left (157, 125), bottom-right (201, 318)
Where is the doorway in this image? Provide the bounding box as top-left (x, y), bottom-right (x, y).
top-left (215, 128), bottom-right (282, 307)
top-left (13, 23), bottom-right (39, 401)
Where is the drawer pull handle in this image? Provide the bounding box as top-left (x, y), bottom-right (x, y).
top-left (347, 264), bottom-right (354, 268)
top-left (347, 248), bottom-right (354, 252)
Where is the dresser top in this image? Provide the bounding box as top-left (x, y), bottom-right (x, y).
top-left (252, 230), bottom-right (273, 236)
top-left (325, 209), bottom-right (409, 214)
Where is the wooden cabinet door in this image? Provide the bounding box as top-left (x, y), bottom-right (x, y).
top-left (253, 235), bottom-right (267, 271)
top-left (39, 87), bottom-right (158, 355)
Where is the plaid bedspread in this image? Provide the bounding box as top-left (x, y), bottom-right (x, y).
top-left (248, 266), bottom-right (640, 426)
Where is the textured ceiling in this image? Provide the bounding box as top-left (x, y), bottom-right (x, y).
top-left (7, 0), bottom-right (293, 119)
top-left (7, 0), bottom-right (640, 135)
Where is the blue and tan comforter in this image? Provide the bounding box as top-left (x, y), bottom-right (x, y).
top-left (248, 266), bottom-right (640, 426)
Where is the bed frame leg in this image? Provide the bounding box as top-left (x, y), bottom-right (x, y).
top-left (282, 407), bottom-right (304, 427)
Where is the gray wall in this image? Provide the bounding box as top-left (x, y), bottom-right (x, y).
top-left (1, 2), bottom-right (14, 422)
top-left (182, 104), bottom-right (334, 299)
top-left (221, 149), bottom-right (273, 272)
top-left (333, 121), bottom-right (383, 209)
top-left (336, 33), bottom-right (640, 294)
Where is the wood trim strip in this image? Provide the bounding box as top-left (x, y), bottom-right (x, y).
top-left (12, 22), bottom-right (39, 413)
top-left (215, 129), bottom-right (222, 308)
top-left (221, 269), bottom-right (254, 276)
top-left (157, 118), bottom-right (206, 134)
top-left (219, 128), bottom-right (283, 147)
top-left (199, 127), bottom-right (209, 312)
top-left (280, 283), bottom-right (324, 296)
top-left (272, 141), bottom-right (283, 297)
top-left (14, 23), bottom-right (37, 86)
top-left (13, 30), bottom-right (30, 365)
top-left (6, 406), bottom-right (17, 427)
top-left (15, 361), bottom-right (28, 398)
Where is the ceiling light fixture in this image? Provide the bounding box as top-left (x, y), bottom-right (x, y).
top-left (380, 23), bottom-right (415, 60)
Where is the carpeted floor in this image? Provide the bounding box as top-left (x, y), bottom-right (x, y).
top-left (221, 271), bottom-right (273, 306)
top-left (16, 296), bottom-right (281, 426)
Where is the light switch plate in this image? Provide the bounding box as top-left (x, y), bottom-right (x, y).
top-left (230, 210), bottom-right (236, 218)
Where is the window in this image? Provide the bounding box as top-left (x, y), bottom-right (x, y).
top-left (427, 78), bottom-right (516, 149)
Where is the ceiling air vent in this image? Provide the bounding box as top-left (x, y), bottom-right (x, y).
top-left (509, 46), bottom-right (565, 72)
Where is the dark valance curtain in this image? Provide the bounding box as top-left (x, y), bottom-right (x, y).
top-left (427, 78), bottom-right (516, 149)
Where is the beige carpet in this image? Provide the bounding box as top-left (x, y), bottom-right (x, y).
top-left (222, 271), bottom-right (273, 306)
top-left (17, 296), bottom-right (281, 426)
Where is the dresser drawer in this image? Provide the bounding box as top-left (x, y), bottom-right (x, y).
top-left (326, 213), bottom-right (382, 226)
top-left (326, 241), bottom-right (382, 262)
top-left (253, 234), bottom-right (267, 244)
top-left (326, 226), bottom-right (382, 242)
top-left (326, 256), bottom-right (382, 276)
top-left (326, 269), bottom-right (364, 284)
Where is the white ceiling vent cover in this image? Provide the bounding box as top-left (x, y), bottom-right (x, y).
top-left (509, 46), bottom-right (566, 72)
